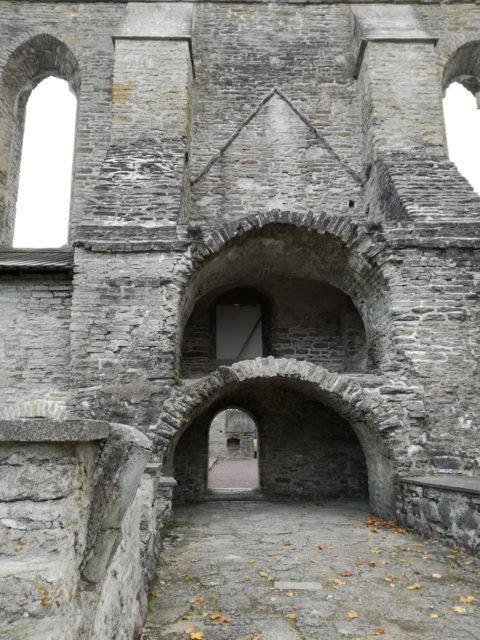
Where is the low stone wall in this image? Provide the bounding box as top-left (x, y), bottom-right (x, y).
top-left (397, 476), bottom-right (480, 555)
top-left (0, 419), bottom-right (175, 640)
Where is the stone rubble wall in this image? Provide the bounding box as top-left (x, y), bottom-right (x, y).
top-left (0, 420), bottom-right (172, 640)
top-left (398, 477), bottom-right (480, 555)
top-left (0, 274), bottom-right (72, 411)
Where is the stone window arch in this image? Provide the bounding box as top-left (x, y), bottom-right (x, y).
top-left (0, 34), bottom-right (80, 246)
top-left (442, 40), bottom-right (480, 194)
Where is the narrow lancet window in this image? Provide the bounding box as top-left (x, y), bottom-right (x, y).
top-left (13, 77), bottom-right (77, 247)
top-left (443, 81), bottom-right (480, 195)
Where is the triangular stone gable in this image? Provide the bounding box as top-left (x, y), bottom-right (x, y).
top-left (191, 90), bottom-right (363, 224)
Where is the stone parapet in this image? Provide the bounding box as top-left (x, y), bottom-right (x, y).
top-left (397, 476), bottom-right (480, 555)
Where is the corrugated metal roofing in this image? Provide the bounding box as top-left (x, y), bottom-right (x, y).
top-left (0, 249), bottom-right (73, 272)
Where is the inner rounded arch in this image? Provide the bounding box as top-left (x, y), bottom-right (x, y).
top-left (178, 223), bottom-right (386, 374)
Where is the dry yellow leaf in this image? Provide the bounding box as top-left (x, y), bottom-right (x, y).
top-left (185, 630), bottom-right (204, 640)
top-left (285, 591), bottom-right (295, 597)
top-left (333, 578), bottom-right (346, 588)
top-left (406, 583), bottom-right (423, 590)
top-left (429, 613), bottom-right (439, 619)
top-left (286, 612), bottom-right (298, 620)
top-left (431, 573), bottom-right (442, 579)
top-left (208, 613), bottom-right (231, 623)
top-left (347, 610), bottom-right (359, 620)
top-left (192, 597), bottom-right (205, 606)
top-left (452, 606), bottom-right (467, 615)
top-left (372, 628), bottom-right (385, 636)
top-left (459, 595), bottom-right (477, 604)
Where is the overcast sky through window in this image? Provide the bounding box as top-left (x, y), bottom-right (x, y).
top-left (13, 77), bottom-right (76, 248)
top-left (11, 77), bottom-right (480, 248)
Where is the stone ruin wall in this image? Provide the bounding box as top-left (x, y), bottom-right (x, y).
top-left (0, 1), bottom-right (480, 639)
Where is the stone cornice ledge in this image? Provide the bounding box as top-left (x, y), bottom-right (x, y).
top-left (400, 475), bottom-right (480, 496)
top-left (0, 418), bottom-right (110, 441)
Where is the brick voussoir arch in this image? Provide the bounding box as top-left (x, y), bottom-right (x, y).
top-left (184, 210), bottom-right (368, 278)
top-left (158, 357), bottom-right (405, 457)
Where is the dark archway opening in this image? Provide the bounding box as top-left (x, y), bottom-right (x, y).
top-left (172, 379), bottom-right (369, 503)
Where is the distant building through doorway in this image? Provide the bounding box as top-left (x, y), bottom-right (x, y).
top-left (208, 408), bottom-right (259, 491)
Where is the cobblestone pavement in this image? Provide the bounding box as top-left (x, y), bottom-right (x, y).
top-left (143, 501), bottom-right (480, 640)
top-left (208, 460), bottom-right (259, 489)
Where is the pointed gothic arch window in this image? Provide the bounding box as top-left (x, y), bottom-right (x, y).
top-left (13, 77), bottom-right (77, 247)
top-left (0, 34), bottom-right (80, 246)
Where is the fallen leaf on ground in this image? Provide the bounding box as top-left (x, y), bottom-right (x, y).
top-left (429, 613), bottom-right (439, 619)
top-left (192, 597), bottom-right (205, 606)
top-left (286, 612), bottom-right (298, 620)
top-left (459, 595), bottom-right (477, 604)
top-left (347, 610), bottom-right (359, 620)
top-left (431, 573), bottom-right (442, 579)
top-left (181, 614), bottom-right (192, 620)
top-left (208, 613), bottom-right (231, 623)
top-left (372, 628), bottom-right (385, 635)
top-left (406, 583), bottom-right (423, 590)
top-left (185, 630), bottom-right (204, 640)
top-left (285, 591), bottom-right (295, 597)
top-left (332, 578), bottom-right (346, 588)
top-left (340, 570), bottom-right (353, 577)
top-left (283, 539), bottom-right (292, 547)
top-left (452, 606), bottom-right (467, 614)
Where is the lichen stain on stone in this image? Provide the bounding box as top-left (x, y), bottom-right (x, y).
top-left (112, 81), bottom-right (135, 104)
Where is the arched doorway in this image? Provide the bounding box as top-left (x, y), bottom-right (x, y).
top-left (208, 408), bottom-right (259, 492)
top-left (160, 359), bottom-right (403, 517)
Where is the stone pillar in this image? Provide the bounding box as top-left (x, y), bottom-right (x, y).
top-left (353, 6), bottom-right (444, 167)
top-left (80, 3), bottom-right (194, 240)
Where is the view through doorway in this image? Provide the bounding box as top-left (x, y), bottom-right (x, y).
top-left (208, 408), bottom-right (259, 491)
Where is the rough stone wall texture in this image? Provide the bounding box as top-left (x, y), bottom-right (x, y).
top-left (0, 274), bottom-right (72, 411)
top-left (70, 249), bottom-right (182, 425)
top-left (0, 441), bottom-right (97, 640)
top-left (398, 479), bottom-right (480, 555)
top-left (0, 424), bottom-right (169, 640)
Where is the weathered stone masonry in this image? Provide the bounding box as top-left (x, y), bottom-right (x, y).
top-left (1, 1), bottom-right (480, 639)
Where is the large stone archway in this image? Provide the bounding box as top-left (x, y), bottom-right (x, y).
top-left (157, 358), bottom-right (409, 518)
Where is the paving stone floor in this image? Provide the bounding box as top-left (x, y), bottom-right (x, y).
top-left (142, 500), bottom-right (480, 640)
top-left (208, 460), bottom-right (259, 489)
